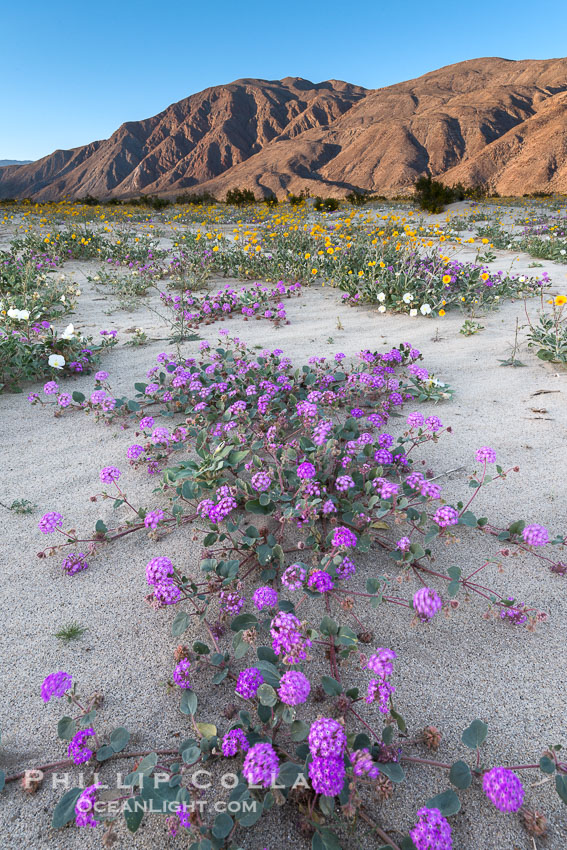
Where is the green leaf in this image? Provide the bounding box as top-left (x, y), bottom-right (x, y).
top-left (0, 769), bottom-right (4, 793)
top-left (290, 720), bottom-right (309, 741)
top-left (378, 762), bottom-right (405, 783)
top-left (425, 788), bottom-right (461, 816)
top-left (382, 725), bottom-right (394, 745)
top-left (257, 683), bottom-right (277, 706)
top-left (245, 498), bottom-right (274, 515)
top-left (447, 579), bottom-right (460, 598)
top-left (319, 795), bottom-right (335, 816)
top-left (172, 611), bottom-right (190, 636)
top-left (180, 690), bottom-right (198, 716)
top-left (95, 519), bottom-right (108, 533)
top-left (212, 669), bottom-right (228, 685)
top-left (123, 796), bottom-right (144, 832)
top-left (540, 756), bottom-right (556, 774)
top-left (72, 391), bottom-right (85, 403)
top-left (447, 566), bottom-right (461, 579)
top-left (391, 708), bottom-right (406, 733)
top-left (181, 746), bottom-right (201, 765)
top-left (230, 613), bottom-right (258, 632)
top-left (319, 616), bottom-right (339, 636)
top-left (212, 812), bottom-right (233, 838)
top-left (461, 719), bottom-right (488, 749)
top-left (401, 839), bottom-right (418, 850)
top-left (556, 774), bottom-right (567, 804)
top-left (110, 727), bottom-right (130, 753)
top-left (193, 641), bottom-right (210, 655)
top-left (52, 787), bottom-right (83, 828)
top-left (277, 762), bottom-right (304, 787)
top-left (96, 744), bottom-right (115, 761)
top-left (321, 675), bottom-right (342, 696)
top-left (57, 716), bottom-right (76, 741)
top-left (449, 760), bottom-right (472, 789)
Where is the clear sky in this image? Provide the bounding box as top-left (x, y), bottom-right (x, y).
top-left (2, 0), bottom-right (566, 161)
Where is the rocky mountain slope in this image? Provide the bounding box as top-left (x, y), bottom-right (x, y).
top-left (2, 57), bottom-right (567, 200)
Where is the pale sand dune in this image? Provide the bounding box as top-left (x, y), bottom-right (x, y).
top-left (1, 248), bottom-right (566, 849)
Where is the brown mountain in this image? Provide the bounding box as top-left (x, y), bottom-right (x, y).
top-left (2, 57), bottom-right (567, 201)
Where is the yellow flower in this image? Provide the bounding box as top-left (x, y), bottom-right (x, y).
top-left (481, 272), bottom-right (489, 281)
top-left (439, 309), bottom-right (446, 316)
top-left (304, 253), bottom-right (311, 259)
top-left (311, 268), bottom-right (318, 275)
top-left (555, 295), bottom-right (567, 305)
top-left (442, 274), bottom-right (451, 284)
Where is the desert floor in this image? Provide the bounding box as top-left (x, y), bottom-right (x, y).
top-left (1, 206), bottom-right (566, 849)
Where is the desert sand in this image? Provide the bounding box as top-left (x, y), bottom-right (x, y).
top-left (0, 221), bottom-right (566, 849)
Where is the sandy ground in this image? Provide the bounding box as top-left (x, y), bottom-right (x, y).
top-left (1, 226), bottom-right (567, 849)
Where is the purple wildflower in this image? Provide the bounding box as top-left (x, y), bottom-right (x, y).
top-left (522, 524), bottom-right (549, 547)
top-left (221, 728), bottom-right (249, 756)
top-left (173, 658), bottom-right (192, 688)
top-left (332, 526), bottom-right (357, 548)
top-left (62, 553), bottom-right (88, 576)
top-left (307, 570), bottom-right (334, 593)
top-left (39, 511), bottom-right (63, 533)
top-left (410, 808), bottom-right (453, 850)
top-left (413, 587), bottom-right (443, 621)
top-left (309, 756), bottom-right (345, 796)
top-left (41, 671), bottom-right (72, 703)
top-left (482, 767), bottom-right (524, 812)
top-left (476, 446), bottom-right (496, 463)
top-left (308, 717), bottom-right (347, 758)
top-left (433, 505), bottom-right (459, 528)
top-left (68, 728), bottom-right (95, 765)
top-left (100, 466), bottom-right (120, 484)
top-left (236, 668), bottom-right (264, 699)
top-left (253, 586), bottom-right (278, 611)
top-left (242, 742), bottom-right (279, 787)
top-left (277, 671), bottom-right (311, 705)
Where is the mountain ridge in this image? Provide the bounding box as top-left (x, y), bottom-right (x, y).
top-left (2, 57), bottom-right (567, 200)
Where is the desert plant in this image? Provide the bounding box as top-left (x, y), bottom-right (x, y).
top-left (225, 188), bottom-right (256, 206)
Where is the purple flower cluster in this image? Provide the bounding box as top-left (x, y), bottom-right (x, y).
top-left (410, 807), bottom-right (452, 850)
top-left (332, 526), bottom-right (357, 548)
top-left (251, 471), bottom-right (272, 492)
top-left (253, 586), bottom-right (278, 610)
top-left (476, 446), bottom-right (496, 463)
top-left (221, 728), bottom-right (249, 756)
top-left (75, 783), bottom-right (99, 828)
top-left (127, 444), bottom-right (144, 460)
top-left (38, 512), bottom-right (63, 534)
top-left (100, 466), bottom-right (121, 484)
top-left (62, 553), bottom-right (89, 576)
top-left (522, 524), bottom-right (549, 547)
top-left (500, 598), bottom-right (528, 625)
top-left (307, 570), bottom-right (334, 593)
top-left (172, 658), bottom-right (192, 688)
top-left (242, 742), bottom-right (279, 788)
top-left (277, 671), bottom-right (311, 705)
top-left (270, 611), bottom-right (312, 663)
top-left (308, 717), bottom-right (347, 758)
top-left (236, 667), bottom-right (264, 699)
top-left (433, 505), bottom-right (459, 528)
top-left (335, 475), bottom-right (355, 492)
top-left (144, 509), bottom-right (164, 529)
top-left (309, 756), bottom-right (345, 796)
top-left (297, 461), bottom-right (316, 480)
top-left (413, 587), bottom-right (443, 621)
top-left (68, 728), bottom-right (95, 765)
top-left (482, 767), bottom-right (524, 812)
top-left (41, 671), bottom-right (72, 703)
top-left (366, 648), bottom-right (397, 678)
top-left (335, 556), bottom-right (356, 580)
top-left (220, 589), bottom-right (245, 616)
top-left (281, 564), bottom-right (306, 590)
top-left (308, 718), bottom-right (346, 796)
top-left (146, 556), bottom-right (174, 585)
top-left (350, 748), bottom-right (380, 779)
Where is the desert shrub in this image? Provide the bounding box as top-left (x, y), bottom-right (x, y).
top-left (0, 323), bottom-right (116, 391)
top-left (313, 196), bottom-right (340, 212)
top-left (346, 191), bottom-right (368, 206)
top-left (526, 294), bottom-right (567, 364)
top-left (225, 188), bottom-right (256, 206)
top-left (414, 176), bottom-right (456, 214)
top-left (175, 192), bottom-right (216, 204)
top-left (263, 193), bottom-right (278, 207)
top-left (288, 190), bottom-right (308, 206)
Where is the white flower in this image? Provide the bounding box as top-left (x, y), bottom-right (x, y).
top-left (60, 324), bottom-right (75, 340)
top-left (377, 292), bottom-right (386, 302)
top-left (560, 249), bottom-right (566, 256)
top-left (75, 289), bottom-right (81, 296)
top-left (420, 303), bottom-right (432, 315)
top-left (378, 305), bottom-right (386, 313)
top-left (60, 295), bottom-right (66, 303)
top-left (409, 308), bottom-right (418, 317)
top-left (48, 354), bottom-right (65, 369)
top-left (402, 292), bottom-right (413, 304)
top-left (7, 308), bottom-right (29, 320)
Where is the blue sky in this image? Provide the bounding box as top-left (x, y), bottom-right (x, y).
top-left (2, 0), bottom-right (566, 160)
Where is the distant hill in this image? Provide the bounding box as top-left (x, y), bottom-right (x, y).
top-left (1, 57), bottom-right (567, 200)
top-left (0, 160), bottom-right (32, 167)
